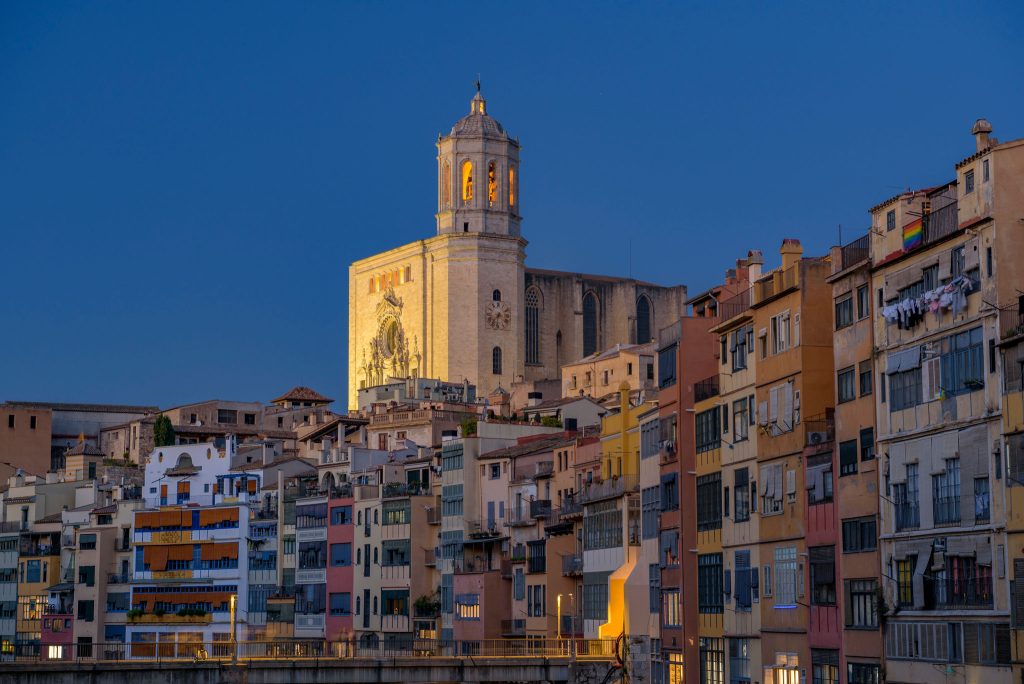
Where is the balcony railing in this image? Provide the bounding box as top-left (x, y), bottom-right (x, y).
top-left (107, 573), bottom-right (131, 584)
top-left (507, 544), bottom-right (527, 563)
top-left (933, 496), bottom-right (961, 525)
top-left (501, 619), bottom-right (526, 636)
top-left (559, 497), bottom-right (583, 518)
top-left (577, 475), bottom-right (640, 504)
top-left (530, 499), bottom-right (552, 519)
top-left (694, 375), bottom-right (720, 402)
top-left (754, 263), bottom-right (799, 304)
top-left (929, 576), bottom-right (993, 608)
top-left (383, 482), bottom-right (427, 498)
top-left (894, 502), bottom-right (920, 531)
top-left (839, 233), bottom-right (870, 270)
top-left (804, 413), bottom-right (834, 448)
top-left (467, 519), bottom-right (501, 537)
top-left (921, 201), bottom-right (959, 247)
top-left (426, 506), bottom-right (442, 525)
top-left (424, 549), bottom-right (436, 567)
top-left (505, 508), bottom-right (534, 527)
top-left (561, 553), bottom-right (583, 576)
top-left (1000, 304), bottom-right (1024, 341)
top-left (717, 288), bottom-right (751, 322)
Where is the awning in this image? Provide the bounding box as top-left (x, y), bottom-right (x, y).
top-left (886, 347), bottom-right (921, 374)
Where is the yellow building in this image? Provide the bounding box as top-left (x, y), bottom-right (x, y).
top-left (693, 386), bottom-right (725, 679)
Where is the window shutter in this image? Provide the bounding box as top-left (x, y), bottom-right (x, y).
top-left (769, 387), bottom-right (779, 425)
top-left (922, 357), bottom-right (940, 401)
top-left (963, 623), bottom-right (978, 664)
top-left (1013, 560), bottom-right (1024, 628)
top-left (783, 384), bottom-right (794, 430)
top-left (750, 564), bottom-right (759, 601)
top-left (793, 313), bottom-right (801, 347)
top-left (723, 569), bottom-right (732, 597)
top-left (786, 469), bottom-right (796, 496)
top-left (1010, 436), bottom-right (1024, 485)
top-left (758, 400), bottom-right (768, 426)
top-left (750, 481), bottom-right (757, 513)
top-left (997, 624), bottom-right (1011, 664)
top-left (763, 565), bottom-right (772, 596)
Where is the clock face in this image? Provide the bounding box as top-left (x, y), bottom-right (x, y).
top-left (486, 301), bottom-right (511, 330)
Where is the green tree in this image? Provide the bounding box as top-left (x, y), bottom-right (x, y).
top-left (460, 417), bottom-right (477, 437)
top-left (153, 415), bottom-right (175, 447)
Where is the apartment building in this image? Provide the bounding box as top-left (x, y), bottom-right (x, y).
top-left (293, 493), bottom-right (327, 640)
top-left (825, 232), bottom-right (882, 683)
top-left (0, 524), bottom-right (17, 660)
top-left (561, 343), bottom-right (657, 402)
top-left (126, 440), bottom-right (256, 657)
top-left (1001, 297), bottom-right (1024, 682)
top-left (711, 258), bottom-right (764, 684)
top-left (875, 121), bottom-right (1024, 683)
top-left (750, 240), bottom-right (834, 684)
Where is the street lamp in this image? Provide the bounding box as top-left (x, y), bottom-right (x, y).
top-left (230, 594), bottom-right (237, 664)
top-left (557, 593), bottom-right (562, 641)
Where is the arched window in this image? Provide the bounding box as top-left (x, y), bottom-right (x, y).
top-left (636, 295), bottom-right (652, 343)
top-left (488, 161), bottom-right (497, 205)
top-left (492, 346), bottom-right (503, 375)
top-left (508, 165), bottom-right (516, 208)
top-left (461, 160), bottom-right (474, 202)
top-left (441, 160), bottom-right (451, 209)
top-left (526, 287), bottom-right (542, 365)
top-left (492, 290), bottom-right (502, 302)
top-left (583, 292), bottom-right (599, 357)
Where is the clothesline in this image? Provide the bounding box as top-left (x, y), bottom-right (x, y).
top-left (881, 275), bottom-right (974, 329)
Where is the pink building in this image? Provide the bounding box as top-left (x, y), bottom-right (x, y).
top-left (452, 565), bottom-right (510, 650)
top-left (326, 494), bottom-right (355, 642)
top-left (804, 411), bottom-right (842, 662)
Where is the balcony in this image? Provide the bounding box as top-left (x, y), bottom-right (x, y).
top-left (507, 544), bottom-right (527, 563)
top-left (381, 614), bottom-right (410, 633)
top-left (929, 576), bottom-right (993, 608)
top-left (107, 573), bottom-right (131, 584)
top-left (754, 263), bottom-right (799, 304)
top-left (454, 558), bottom-right (492, 574)
top-left (934, 497), bottom-right (961, 526)
top-left (894, 502), bottom-right (920, 531)
top-left (355, 484), bottom-right (380, 500)
top-left (921, 200), bottom-right (959, 247)
top-left (839, 233), bottom-right (870, 271)
top-left (127, 612), bottom-right (212, 625)
top-left (424, 549), bottom-right (437, 567)
top-left (561, 553), bottom-right (583, 577)
top-left (578, 475), bottom-right (639, 504)
top-left (718, 288), bottom-right (751, 322)
top-left (804, 413), bottom-right (834, 448)
top-left (694, 375), bottom-right (720, 402)
top-left (530, 499), bottom-right (552, 519)
top-left (559, 497), bottom-right (583, 519)
top-left (383, 482), bottom-right (428, 498)
top-left (527, 554), bottom-right (546, 574)
top-left (1000, 304), bottom-right (1024, 342)
top-left (426, 506), bottom-right (442, 525)
top-left (501, 619), bottom-right (526, 636)
top-left (505, 508), bottom-right (534, 527)
top-left (467, 519), bottom-right (502, 537)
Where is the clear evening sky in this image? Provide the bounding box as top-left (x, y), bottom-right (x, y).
top-left (2, 2), bottom-right (1023, 409)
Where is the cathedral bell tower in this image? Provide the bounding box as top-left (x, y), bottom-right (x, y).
top-left (436, 85), bottom-right (521, 236)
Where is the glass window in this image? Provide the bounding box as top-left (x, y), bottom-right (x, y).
top-left (835, 295), bottom-right (854, 329)
top-left (839, 440), bottom-right (857, 476)
top-left (810, 547), bottom-right (835, 605)
top-left (856, 285), bottom-right (869, 319)
top-left (837, 367), bottom-right (856, 403)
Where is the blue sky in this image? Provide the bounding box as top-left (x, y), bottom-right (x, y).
top-left (2, 2), bottom-right (1022, 408)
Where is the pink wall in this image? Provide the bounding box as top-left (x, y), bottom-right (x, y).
top-left (326, 496), bottom-right (354, 640)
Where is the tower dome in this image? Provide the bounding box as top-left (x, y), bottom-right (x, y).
top-left (449, 90), bottom-right (510, 140)
top-left (436, 84), bottom-right (521, 237)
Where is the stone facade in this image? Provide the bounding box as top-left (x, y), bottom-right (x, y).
top-left (348, 90), bottom-right (687, 410)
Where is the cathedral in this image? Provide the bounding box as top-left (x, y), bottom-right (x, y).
top-left (347, 88), bottom-right (688, 410)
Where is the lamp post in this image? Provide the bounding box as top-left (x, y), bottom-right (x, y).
top-left (230, 594), bottom-right (237, 664)
top-left (557, 593), bottom-right (562, 642)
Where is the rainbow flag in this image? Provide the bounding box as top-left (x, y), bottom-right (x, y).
top-left (903, 218), bottom-right (923, 251)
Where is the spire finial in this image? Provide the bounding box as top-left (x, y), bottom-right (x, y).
top-left (475, 74), bottom-right (481, 93)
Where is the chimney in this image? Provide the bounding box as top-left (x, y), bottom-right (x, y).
top-left (747, 250), bottom-right (764, 282)
top-left (780, 239), bottom-right (803, 271)
top-left (972, 119), bottom-right (993, 152)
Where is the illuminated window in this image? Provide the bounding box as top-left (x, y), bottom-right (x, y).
top-left (461, 160), bottom-right (474, 202)
top-left (508, 165), bottom-right (516, 208)
top-left (441, 160), bottom-right (451, 209)
top-left (488, 161), bottom-right (497, 205)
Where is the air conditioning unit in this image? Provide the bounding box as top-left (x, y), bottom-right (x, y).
top-left (807, 431), bottom-right (830, 445)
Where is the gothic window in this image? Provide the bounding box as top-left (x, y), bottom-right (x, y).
top-left (526, 287), bottom-right (542, 365)
top-left (583, 292), bottom-right (599, 357)
top-left (488, 161), bottom-right (497, 205)
top-left (508, 165), bottom-right (516, 208)
top-left (492, 290), bottom-right (502, 302)
top-left (636, 295), bottom-right (653, 343)
top-left (492, 347), bottom-right (503, 375)
top-left (461, 160), bottom-right (474, 202)
top-left (442, 160), bottom-right (451, 209)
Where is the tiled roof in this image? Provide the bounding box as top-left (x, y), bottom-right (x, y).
top-left (3, 401), bottom-right (158, 414)
top-left (272, 386), bottom-right (334, 404)
top-left (66, 442), bottom-right (104, 457)
top-left (36, 512), bottom-right (63, 523)
top-left (478, 434), bottom-right (576, 461)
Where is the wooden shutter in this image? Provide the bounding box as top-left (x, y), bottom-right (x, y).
top-left (997, 624), bottom-right (1011, 664)
top-left (963, 623), bottom-right (978, 664)
top-left (1013, 559), bottom-right (1024, 628)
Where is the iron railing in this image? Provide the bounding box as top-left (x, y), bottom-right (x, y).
top-left (894, 502), bottom-right (920, 531)
top-left (929, 576), bottom-right (993, 608)
top-left (933, 496), bottom-right (961, 525)
top-left (577, 475), bottom-right (640, 504)
top-left (1000, 304), bottom-right (1024, 341)
top-left (561, 553), bottom-right (583, 576)
top-left (921, 201), bottom-right (959, 247)
top-left (839, 233), bottom-right (870, 270)
top-left (804, 413), bottom-right (834, 447)
top-left (694, 375), bottom-right (720, 402)
top-left (717, 288), bottom-right (751, 322)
